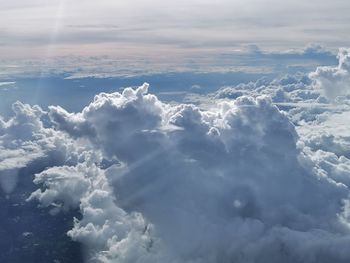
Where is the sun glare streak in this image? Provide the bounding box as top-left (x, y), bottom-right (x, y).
top-left (42, 0), bottom-right (66, 64)
top-left (36, 0), bottom-right (66, 98)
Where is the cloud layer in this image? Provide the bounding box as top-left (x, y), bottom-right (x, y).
top-left (1, 50), bottom-right (350, 262)
top-left (2, 0), bottom-right (350, 61)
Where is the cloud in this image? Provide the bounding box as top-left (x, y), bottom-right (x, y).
top-left (0, 101), bottom-right (84, 194)
top-left (1, 48), bottom-right (350, 262)
top-left (310, 48), bottom-right (350, 100)
top-left (214, 73), bottom-right (319, 104)
top-left (15, 83), bottom-right (350, 262)
top-left (0, 44), bottom-right (337, 81)
top-left (2, 0), bottom-right (350, 63)
top-left (0, 81), bottom-right (16, 87)
top-left (0, 102), bottom-right (47, 193)
top-left (228, 44), bottom-right (337, 65)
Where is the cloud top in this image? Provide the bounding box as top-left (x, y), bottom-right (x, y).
top-left (6, 83), bottom-right (347, 262)
top-left (310, 48), bottom-right (350, 100)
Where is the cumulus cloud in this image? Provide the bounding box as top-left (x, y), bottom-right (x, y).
top-left (0, 101), bottom-right (88, 194)
top-left (0, 102), bottom-right (48, 193)
top-left (2, 48), bottom-right (350, 262)
top-left (310, 48), bottom-right (350, 100)
top-left (214, 73), bottom-right (322, 107)
top-left (9, 83), bottom-right (347, 262)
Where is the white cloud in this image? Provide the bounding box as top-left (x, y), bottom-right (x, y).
top-left (0, 81), bottom-right (16, 87)
top-left (20, 83), bottom-right (350, 262)
top-left (310, 48), bottom-right (350, 100)
top-left (0, 101), bottom-right (87, 194)
top-left (2, 49), bottom-right (350, 261)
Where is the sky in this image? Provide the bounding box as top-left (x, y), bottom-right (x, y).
top-left (1, 0), bottom-right (349, 78)
top-left (2, 0), bottom-right (350, 60)
top-left (2, 1), bottom-right (350, 263)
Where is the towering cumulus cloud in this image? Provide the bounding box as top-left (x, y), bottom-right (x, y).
top-left (310, 48), bottom-right (350, 100)
top-left (7, 82), bottom-right (346, 263)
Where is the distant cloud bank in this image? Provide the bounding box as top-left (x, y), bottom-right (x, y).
top-left (0, 45), bottom-right (338, 80)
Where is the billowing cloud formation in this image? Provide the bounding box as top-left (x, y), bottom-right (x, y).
top-left (6, 82), bottom-right (347, 262)
top-left (2, 48), bottom-right (350, 262)
top-left (0, 102), bottom-right (53, 193)
top-left (0, 100), bottom-right (94, 194)
top-left (310, 48), bottom-right (350, 100)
